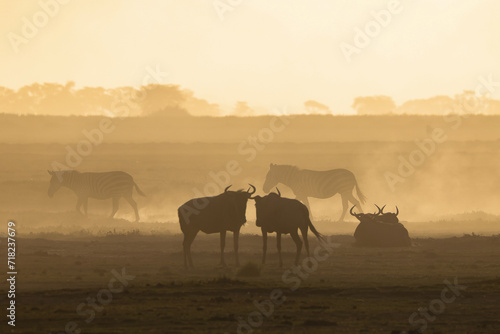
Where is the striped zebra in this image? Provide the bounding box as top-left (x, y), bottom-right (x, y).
top-left (262, 164), bottom-right (366, 222)
top-left (47, 170), bottom-right (145, 222)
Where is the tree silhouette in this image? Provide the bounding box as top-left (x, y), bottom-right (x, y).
top-left (233, 101), bottom-right (254, 116)
top-left (397, 95), bottom-right (453, 115)
top-left (304, 100), bottom-right (331, 114)
top-left (352, 96), bottom-right (396, 115)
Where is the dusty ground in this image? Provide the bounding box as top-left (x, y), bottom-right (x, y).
top-left (1, 228), bottom-right (500, 334)
top-left (1, 142), bottom-right (499, 333)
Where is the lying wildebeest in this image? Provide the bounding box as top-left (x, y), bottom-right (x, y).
top-left (47, 170), bottom-right (145, 222)
top-left (374, 204), bottom-right (399, 224)
top-left (350, 205), bottom-right (411, 247)
top-left (178, 184), bottom-right (256, 268)
top-left (252, 188), bottom-right (324, 267)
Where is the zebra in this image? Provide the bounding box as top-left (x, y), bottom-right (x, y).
top-left (47, 170), bottom-right (145, 222)
top-left (262, 164), bottom-right (366, 222)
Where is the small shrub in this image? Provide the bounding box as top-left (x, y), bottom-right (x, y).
top-left (236, 261), bottom-right (261, 277)
top-left (211, 275), bottom-right (244, 285)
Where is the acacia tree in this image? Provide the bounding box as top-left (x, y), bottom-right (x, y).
top-left (304, 100), bottom-right (331, 114)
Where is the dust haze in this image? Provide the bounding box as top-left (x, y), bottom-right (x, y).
top-left (1, 1), bottom-right (499, 333)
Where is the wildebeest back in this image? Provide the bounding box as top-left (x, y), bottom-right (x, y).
top-left (179, 194), bottom-right (246, 234)
top-left (256, 197), bottom-right (308, 234)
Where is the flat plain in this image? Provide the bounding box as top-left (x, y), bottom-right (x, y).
top-left (1, 142), bottom-right (499, 334)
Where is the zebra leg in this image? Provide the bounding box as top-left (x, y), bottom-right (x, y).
top-left (110, 197), bottom-right (120, 218)
top-left (219, 230), bottom-right (227, 267)
top-left (338, 194), bottom-right (349, 222)
top-left (75, 198), bottom-right (84, 215)
top-left (290, 230), bottom-right (303, 266)
top-left (262, 229), bottom-right (267, 265)
top-left (276, 232), bottom-right (283, 268)
top-left (233, 229), bottom-right (240, 267)
top-left (347, 192), bottom-right (362, 213)
top-left (300, 226), bottom-right (310, 257)
top-left (124, 195), bottom-right (140, 222)
top-left (82, 198), bottom-right (88, 216)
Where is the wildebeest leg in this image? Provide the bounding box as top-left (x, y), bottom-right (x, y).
top-left (124, 195), bottom-right (140, 222)
top-left (290, 230), bottom-right (303, 266)
top-left (300, 226), bottom-right (310, 257)
top-left (110, 197), bottom-right (120, 218)
top-left (233, 229), bottom-right (240, 267)
top-left (262, 229), bottom-right (268, 265)
top-left (276, 232), bottom-right (283, 268)
top-left (183, 229), bottom-right (199, 268)
top-left (219, 230), bottom-right (227, 267)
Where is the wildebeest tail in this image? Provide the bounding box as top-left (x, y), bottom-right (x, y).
top-left (308, 219), bottom-right (325, 242)
top-left (304, 206), bottom-right (325, 242)
top-left (133, 181), bottom-right (146, 197)
top-left (354, 178), bottom-right (366, 204)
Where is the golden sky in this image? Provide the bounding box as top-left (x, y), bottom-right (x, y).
top-left (1, 0), bottom-right (499, 114)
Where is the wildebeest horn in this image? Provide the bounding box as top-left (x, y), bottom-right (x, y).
top-left (224, 185), bottom-right (232, 192)
top-left (374, 204), bottom-right (386, 215)
top-left (395, 206), bottom-right (399, 216)
top-left (350, 205), bottom-right (357, 217)
top-left (247, 184), bottom-right (256, 195)
top-left (276, 187), bottom-right (281, 197)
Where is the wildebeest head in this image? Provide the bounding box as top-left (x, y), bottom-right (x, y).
top-left (251, 187), bottom-right (281, 223)
top-left (222, 184), bottom-right (256, 222)
top-left (350, 205), bottom-right (377, 222)
top-left (47, 170), bottom-right (67, 197)
top-left (263, 163), bottom-right (280, 193)
top-left (376, 204), bottom-right (399, 224)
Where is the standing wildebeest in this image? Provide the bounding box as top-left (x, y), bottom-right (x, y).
top-left (178, 185), bottom-right (256, 268)
top-left (350, 205), bottom-right (411, 247)
top-left (47, 170), bottom-right (145, 222)
top-left (252, 188), bottom-right (324, 267)
top-left (263, 164), bottom-right (367, 221)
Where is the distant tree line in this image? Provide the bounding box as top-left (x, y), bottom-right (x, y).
top-left (305, 92), bottom-right (499, 116)
top-left (352, 91), bottom-right (499, 115)
top-left (0, 82), bottom-right (219, 117)
top-left (1, 81), bottom-right (499, 116)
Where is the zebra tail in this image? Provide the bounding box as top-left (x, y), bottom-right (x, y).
top-left (134, 182), bottom-right (146, 197)
top-left (355, 181), bottom-right (366, 204)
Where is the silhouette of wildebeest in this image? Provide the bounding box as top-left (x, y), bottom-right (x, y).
top-left (178, 184), bottom-right (256, 268)
top-left (350, 205), bottom-right (411, 247)
top-left (252, 188), bottom-right (324, 267)
top-left (48, 170), bottom-right (145, 222)
top-left (374, 204), bottom-right (399, 224)
top-left (263, 164), bottom-right (366, 221)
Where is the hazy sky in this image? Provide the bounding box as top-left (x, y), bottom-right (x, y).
top-left (1, 0), bottom-right (499, 114)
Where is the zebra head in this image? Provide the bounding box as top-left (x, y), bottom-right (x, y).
top-left (263, 163), bottom-right (280, 193)
top-left (47, 170), bottom-right (68, 197)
